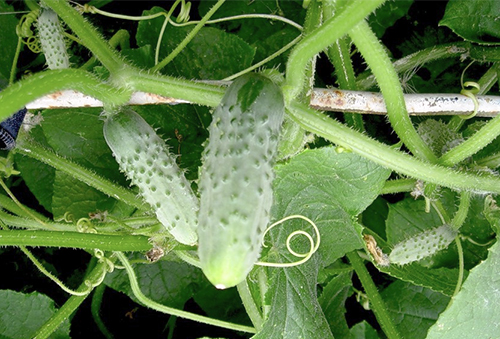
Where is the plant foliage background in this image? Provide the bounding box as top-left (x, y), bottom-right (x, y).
top-left (1, 0), bottom-right (500, 338)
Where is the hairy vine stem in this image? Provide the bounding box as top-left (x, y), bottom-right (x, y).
top-left (349, 21), bottom-right (437, 162)
top-left (33, 258), bottom-right (110, 339)
top-left (0, 230), bottom-right (152, 251)
top-left (287, 101), bottom-right (500, 194)
top-left (283, 0), bottom-right (385, 102)
top-left (115, 252), bottom-right (257, 334)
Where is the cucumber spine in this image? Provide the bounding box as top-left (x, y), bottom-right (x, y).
top-left (103, 108), bottom-right (198, 245)
top-left (198, 73), bottom-right (285, 289)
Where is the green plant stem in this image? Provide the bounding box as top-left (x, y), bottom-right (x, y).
top-left (43, 0), bottom-right (126, 74)
top-left (0, 192), bottom-right (49, 222)
top-left (439, 114), bottom-right (500, 166)
top-left (452, 236), bottom-right (465, 298)
top-left (115, 252), bottom-right (257, 334)
top-left (476, 152), bottom-right (500, 168)
top-left (356, 42), bottom-right (470, 90)
top-left (299, 0), bottom-right (322, 99)
top-left (0, 230), bottom-right (152, 251)
top-left (347, 251), bottom-right (402, 339)
top-left (15, 138), bottom-right (144, 210)
top-left (80, 29), bottom-right (131, 71)
top-left (0, 69), bottom-right (130, 120)
top-left (381, 178), bottom-right (416, 195)
top-left (9, 37), bottom-right (23, 85)
top-left (33, 259), bottom-right (109, 339)
top-left (323, 0), bottom-right (364, 131)
top-left (450, 191), bottom-right (471, 231)
top-left (349, 21), bottom-right (437, 162)
top-left (0, 209), bottom-right (73, 231)
top-left (91, 284), bottom-right (114, 339)
top-left (0, 208), bottom-right (146, 233)
top-left (283, 0), bottom-right (386, 102)
top-left (237, 280), bottom-right (264, 331)
top-left (128, 71), bottom-right (225, 107)
top-left (152, 0), bottom-right (226, 72)
top-left (287, 101), bottom-right (500, 193)
top-left (21, 245), bottom-right (92, 296)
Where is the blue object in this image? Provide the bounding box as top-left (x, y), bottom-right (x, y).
top-left (0, 108), bottom-right (27, 150)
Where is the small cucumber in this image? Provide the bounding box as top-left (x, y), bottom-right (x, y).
top-left (389, 224), bottom-right (457, 265)
top-left (198, 73), bottom-right (285, 289)
top-left (37, 7), bottom-right (70, 69)
top-left (103, 108), bottom-right (198, 245)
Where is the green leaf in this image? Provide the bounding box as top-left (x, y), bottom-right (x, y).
top-left (368, 0), bottom-right (413, 39)
top-left (386, 194), bottom-right (448, 245)
top-left (251, 148), bottom-right (390, 339)
top-left (362, 197), bottom-right (389, 239)
top-left (136, 7), bottom-right (255, 79)
top-left (41, 109), bottom-right (121, 180)
top-left (318, 271), bottom-right (353, 338)
top-left (417, 119), bottom-right (462, 157)
top-left (350, 321), bottom-right (380, 339)
top-left (426, 239), bottom-right (500, 338)
top-left (51, 171), bottom-right (117, 219)
top-left (0, 290), bottom-right (70, 339)
top-left (378, 263), bottom-right (461, 297)
top-left (40, 109), bottom-right (126, 219)
top-left (0, 1), bottom-right (19, 90)
top-left (198, 0), bottom-right (304, 45)
top-left (252, 257), bottom-right (334, 339)
top-left (15, 124), bottom-right (55, 213)
top-left (380, 280), bottom-right (449, 339)
top-left (105, 253), bottom-right (205, 309)
top-left (440, 0), bottom-right (500, 45)
top-left (198, 0), bottom-right (303, 71)
top-left (193, 285), bottom-right (252, 327)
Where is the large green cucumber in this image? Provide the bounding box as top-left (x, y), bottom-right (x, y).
top-left (103, 108), bottom-right (198, 245)
top-left (198, 73), bottom-right (285, 289)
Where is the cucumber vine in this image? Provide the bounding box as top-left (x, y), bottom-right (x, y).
top-left (1, 0), bottom-right (500, 338)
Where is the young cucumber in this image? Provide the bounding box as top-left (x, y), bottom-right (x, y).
top-left (37, 7), bottom-right (70, 69)
top-left (103, 108), bottom-right (198, 245)
top-left (198, 73), bottom-right (285, 289)
top-left (389, 224), bottom-right (457, 265)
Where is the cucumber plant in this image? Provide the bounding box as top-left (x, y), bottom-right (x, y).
top-left (2, 1), bottom-right (500, 338)
top-left (103, 108), bottom-right (198, 245)
top-left (197, 73), bottom-right (285, 289)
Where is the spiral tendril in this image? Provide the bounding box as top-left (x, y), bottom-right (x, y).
top-left (257, 214), bottom-right (320, 268)
top-left (16, 10), bottom-right (42, 53)
top-left (460, 62), bottom-right (480, 120)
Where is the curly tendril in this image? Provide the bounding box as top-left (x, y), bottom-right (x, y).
top-left (460, 62), bottom-right (480, 120)
top-left (76, 217), bottom-right (97, 233)
top-left (16, 10), bottom-right (42, 53)
top-left (257, 214), bottom-right (320, 268)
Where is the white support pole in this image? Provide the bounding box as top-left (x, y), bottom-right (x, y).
top-left (26, 88), bottom-right (500, 117)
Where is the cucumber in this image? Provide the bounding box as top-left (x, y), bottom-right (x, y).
top-left (103, 108), bottom-right (198, 245)
top-left (37, 7), bottom-right (70, 69)
top-left (198, 73), bottom-right (285, 289)
top-left (389, 224), bottom-right (457, 265)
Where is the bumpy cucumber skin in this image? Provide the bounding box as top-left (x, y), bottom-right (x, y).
top-left (103, 108), bottom-right (198, 245)
top-left (389, 224), bottom-right (457, 265)
top-left (198, 74), bottom-right (285, 289)
top-left (38, 8), bottom-right (70, 70)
